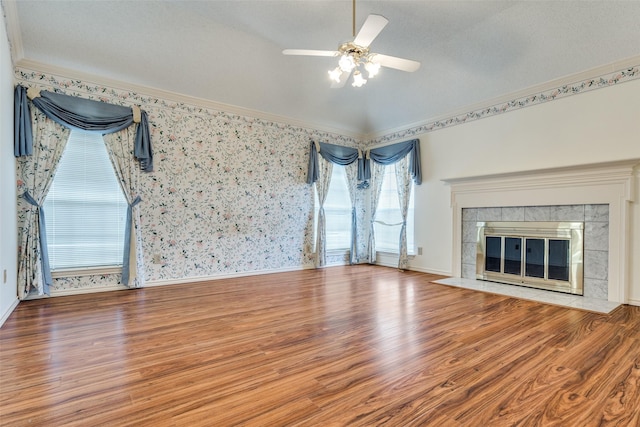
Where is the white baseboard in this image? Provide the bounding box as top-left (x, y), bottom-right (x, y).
top-left (374, 255), bottom-right (452, 277)
top-left (22, 285), bottom-right (129, 299)
top-left (16, 263), bottom-right (451, 304)
top-left (22, 265), bottom-right (317, 297)
top-left (145, 264), bottom-right (315, 287)
top-left (0, 297), bottom-right (20, 328)
top-left (626, 297), bottom-right (640, 307)
top-left (407, 265), bottom-right (452, 276)
top-left (51, 285), bottom-right (129, 297)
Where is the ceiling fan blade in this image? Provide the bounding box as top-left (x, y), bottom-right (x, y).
top-left (282, 49), bottom-right (338, 57)
top-left (353, 15), bottom-right (389, 47)
top-left (371, 54), bottom-right (421, 72)
top-left (330, 70), bottom-right (352, 89)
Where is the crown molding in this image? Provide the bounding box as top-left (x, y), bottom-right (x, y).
top-left (15, 58), bottom-right (364, 141)
top-left (367, 55), bottom-right (640, 144)
top-left (1, 0), bottom-right (23, 66)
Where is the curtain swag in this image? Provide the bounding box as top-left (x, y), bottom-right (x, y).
top-left (367, 139), bottom-right (422, 185)
top-left (307, 141), bottom-right (364, 185)
top-left (307, 139), bottom-right (421, 187)
top-left (307, 141), bottom-right (364, 266)
top-left (14, 84), bottom-right (153, 172)
top-left (306, 139), bottom-right (421, 267)
top-left (14, 85), bottom-right (150, 296)
top-left (365, 143), bottom-right (418, 269)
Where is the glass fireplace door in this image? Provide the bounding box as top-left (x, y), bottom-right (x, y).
top-left (483, 236), bottom-right (571, 282)
top-left (504, 237), bottom-right (522, 276)
top-left (476, 221), bottom-right (584, 295)
top-left (525, 238), bottom-right (545, 278)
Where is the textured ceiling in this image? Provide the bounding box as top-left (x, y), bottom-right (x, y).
top-left (5, 0), bottom-right (640, 136)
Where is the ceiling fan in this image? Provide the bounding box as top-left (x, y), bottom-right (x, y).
top-left (282, 0), bottom-right (420, 88)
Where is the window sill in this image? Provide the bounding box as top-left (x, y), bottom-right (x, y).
top-left (51, 265), bottom-right (122, 278)
top-left (326, 249), bottom-right (350, 255)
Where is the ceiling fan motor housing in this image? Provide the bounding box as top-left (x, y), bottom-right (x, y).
top-left (338, 42), bottom-right (370, 63)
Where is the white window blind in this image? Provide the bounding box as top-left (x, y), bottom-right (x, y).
top-left (374, 163), bottom-right (415, 254)
top-left (43, 131), bottom-right (127, 270)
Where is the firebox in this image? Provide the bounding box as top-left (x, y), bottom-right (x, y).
top-left (476, 222), bottom-right (584, 295)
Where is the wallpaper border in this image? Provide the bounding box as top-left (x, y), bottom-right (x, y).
top-left (369, 64), bottom-right (640, 145)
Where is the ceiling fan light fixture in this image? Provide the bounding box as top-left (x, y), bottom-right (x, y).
top-left (365, 60), bottom-right (380, 78)
top-left (352, 70), bottom-right (367, 87)
top-left (338, 54), bottom-right (356, 72)
top-left (328, 67), bottom-right (343, 83)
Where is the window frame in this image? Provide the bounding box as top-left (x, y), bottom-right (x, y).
top-left (314, 164), bottom-right (353, 253)
top-left (43, 130), bottom-right (128, 275)
top-left (373, 162), bottom-right (415, 256)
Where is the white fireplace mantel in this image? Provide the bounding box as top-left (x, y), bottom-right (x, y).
top-left (443, 159), bottom-right (639, 304)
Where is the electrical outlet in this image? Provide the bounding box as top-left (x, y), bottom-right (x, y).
top-left (152, 254), bottom-right (162, 264)
top-left (417, 247), bottom-right (423, 256)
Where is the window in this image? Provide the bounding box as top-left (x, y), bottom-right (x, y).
top-left (374, 163), bottom-right (415, 254)
top-left (314, 165), bottom-right (352, 251)
top-left (43, 131), bottom-right (127, 270)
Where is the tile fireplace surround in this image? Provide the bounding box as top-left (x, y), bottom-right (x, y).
top-left (464, 205), bottom-right (606, 297)
top-left (441, 159), bottom-right (639, 311)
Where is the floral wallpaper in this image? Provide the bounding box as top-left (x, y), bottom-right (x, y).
top-left (15, 68), bottom-right (365, 293)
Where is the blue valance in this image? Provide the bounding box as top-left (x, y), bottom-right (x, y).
top-left (318, 142), bottom-right (360, 165)
top-left (307, 141), bottom-right (365, 184)
top-left (368, 139), bottom-right (421, 185)
top-left (307, 139), bottom-right (421, 186)
top-left (14, 85), bottom-right (153, 172)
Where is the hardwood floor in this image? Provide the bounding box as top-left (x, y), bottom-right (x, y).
top-left (1, 265), bottom-right (639, 426)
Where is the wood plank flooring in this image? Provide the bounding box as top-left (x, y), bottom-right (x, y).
top-left (1, 265), bottom-right (639, 426)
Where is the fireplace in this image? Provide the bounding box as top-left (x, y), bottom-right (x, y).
top-left (443, 159), bottom-right (638, 305)
top-left (476, 221), bottom-right (584, 295)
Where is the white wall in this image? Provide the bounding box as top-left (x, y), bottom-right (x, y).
top-left (410, 79), bottom-right (640, 304)
top-left (0, 13), bottom-right (19, 325)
